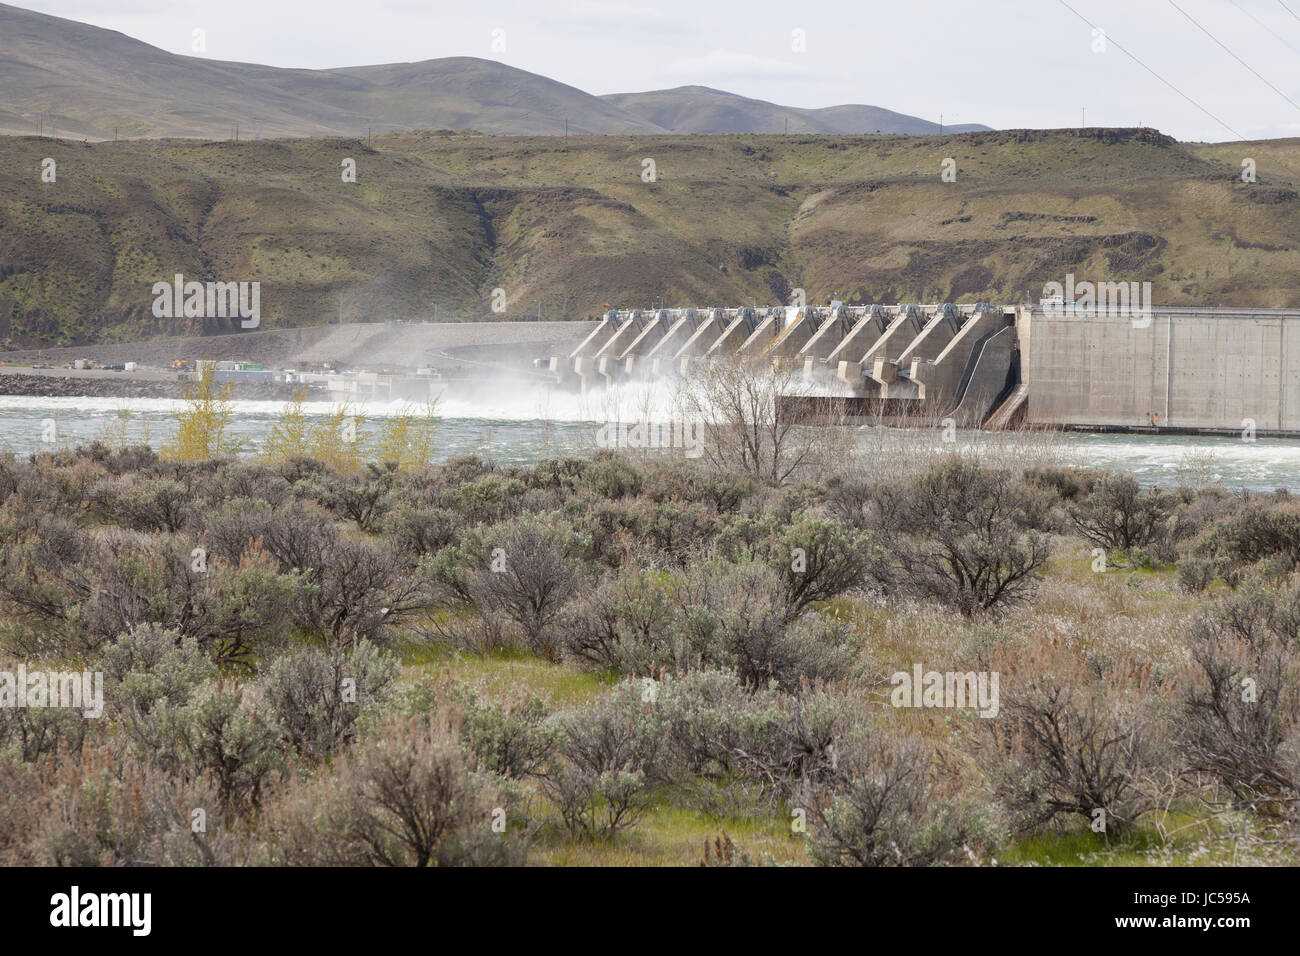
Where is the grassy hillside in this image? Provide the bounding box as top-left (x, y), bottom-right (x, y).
top-left (1, 127), bottom-right (1298, 348)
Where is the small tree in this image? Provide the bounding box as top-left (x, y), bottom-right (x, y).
top-left (679, 358), bottom-right (849, 486)
top-left (307, 403), bottom-right (368, 473)
top-left (261, 386), bottom-right (311, 463)
top-left (374, 399), bottom-right (440, 471)
top-left (162, 365), bottom-right (236, 462)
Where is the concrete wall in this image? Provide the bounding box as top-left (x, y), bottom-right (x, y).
top-left (1026, 307), bottom-right (1300, 433)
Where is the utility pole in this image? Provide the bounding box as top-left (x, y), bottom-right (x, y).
top-left (1081, 108), bottom-right (1086, 130)
top-left (564, 118), bottom-right (568, 140)
top-left (367, 127), bottom-right (372, 148)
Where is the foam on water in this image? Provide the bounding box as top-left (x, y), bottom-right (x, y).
top-left (0, 378), bottom-right (683, 423)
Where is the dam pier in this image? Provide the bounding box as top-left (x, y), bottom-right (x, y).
top-left (546, 304), bottom-right (1300, 436)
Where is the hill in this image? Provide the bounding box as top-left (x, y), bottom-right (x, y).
top-left (1, 127), bottom-right (1298, 348)
top-left (0, 3), bottom-right (982, 140)
top-left (602, 87), bottom-right (990, 135)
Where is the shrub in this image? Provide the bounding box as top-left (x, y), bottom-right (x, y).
top-left (307, 463), bottom-right (397, 531)
top-left (893, 458), bottom-right (1052, 615)
top-left (1024, 465), bottom-right (1102, 502)
top-left (452, 475), bottom-right (529, 524)
top-left (102, 477), bottom-right (195, 533)
top-left (29, 747), bottom-right (240, 866)
top-left (1176, 555), bottom-right (1231, 594)
top-left (101, 625), bottom-right (216, 768)
top-left (1197, 502), bottom-right (1300, 572)
top-left (1180, 580), bottom-right (1300, 814)
top-left (652, 670), bottom-right (785, 780)
top-left (384, 506), bottom-right (460, 557)
top-left (0, 677), bottom-right (91, 763)
top-left (638, 460), bottom-right (754, 512)
top-left (581, 453), bottom-right (643, 499)
top-left (541, 682), bottom-right (664, 837)
top-left (266, 711), bottom-right (521, 866)
top-left (0, 518), bottom-right (300, 661)
top-left (259, 640), bottom-right (400, 759)
top-left (559, 559), bottom-right (858, 688)
top-left (177, 681), bottom-right (283, 813)
top-left (798, 732), bottom-right (996, 867)
top-left (768, 514), bottom-right (883, 614)
top-left (987, 650), bottom-right (1169, 835)
top-left (558, 566), bottom-right (676, 671)
top-left (677, 558), bottom-right (859, 687)
top-left (1067, 473), bottom-right (1172, 552)
top-left (457, 688), bottom-right (561, 780)
top-left (294, 535), bottom-right (430, 644)
top-left (466, 515), bottom-right (585, 658)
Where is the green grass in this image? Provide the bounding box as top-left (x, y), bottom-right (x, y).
top-left (399, 638), bottom-right (616, 706)
top-left (1001, 809), bottom-right (1251, 867)
top-left (376, 544), bottom-right (1300, 866)
top-left (533, 800), bottom-right (809, 867)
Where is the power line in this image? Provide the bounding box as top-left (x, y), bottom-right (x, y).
top-left (1230, 0), bottom-right (1300, 58)
top-left (1280, 1), bottom-right (1300, 24)
top-left (1055, 0), bottom-right (1247, 140)
top-left (1166, 0), bottom-right (1300, 114)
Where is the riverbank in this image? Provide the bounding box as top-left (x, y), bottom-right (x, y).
top-left (0, 372), bottom-right (299, 401)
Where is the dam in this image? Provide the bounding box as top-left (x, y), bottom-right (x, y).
top-left (545, 304), bottom-right (1300, 436)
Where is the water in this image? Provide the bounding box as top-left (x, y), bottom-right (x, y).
top-left (2, 391), bottom-right (1299, 491)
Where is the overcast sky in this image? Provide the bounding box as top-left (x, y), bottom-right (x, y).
top-left (22, 0), bottom-right (1300, 141)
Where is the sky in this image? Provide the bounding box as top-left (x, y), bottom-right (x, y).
top-left (20, 0), bottom-right (1300, 141)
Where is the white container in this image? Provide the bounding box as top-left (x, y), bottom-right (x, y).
top-left (74, 359), bottom-right (85, 369)
top-left (124, 362), bottom-right (137, 372)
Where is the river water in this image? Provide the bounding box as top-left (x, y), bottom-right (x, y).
top-left (2, 390), bottom-right (1299, 491)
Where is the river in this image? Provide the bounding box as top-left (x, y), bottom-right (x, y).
top-left (2, 390), bottom-right (1299, 491)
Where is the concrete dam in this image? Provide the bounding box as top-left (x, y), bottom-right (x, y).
top-left (545, 304), bottom-right (1300, 436)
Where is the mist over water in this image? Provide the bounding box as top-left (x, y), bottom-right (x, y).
top-left (3, 385), bottom-right (1300, 491)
